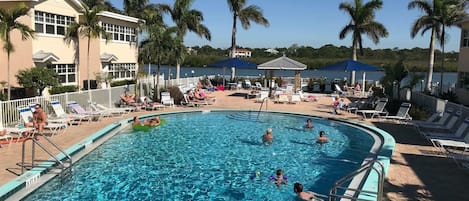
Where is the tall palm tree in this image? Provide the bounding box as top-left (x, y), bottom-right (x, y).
top-left (124, 0), bottom-right (149, 18)
top-left (159, 0), bottom-right (211, 81)
top-left (83, 0), bottom-right (121, 13)
top-left (339, 0), bottom-right (388, 61)
top-left (436, 0), bottom-right (466, 92)
top-left (0, 3), bottom-right (35, 100)
top-left (227, 0), bottom-right (269, 58)
top-left (66, 4), bottom-right (109, 94)
top-left (409, 0), bottom-right (443, 92)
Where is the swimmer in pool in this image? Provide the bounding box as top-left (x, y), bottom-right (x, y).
top-left (316, 131), bottom-right (329, 143)
top-left (294, 182), bottom-right (319, 201)
top-left (262, 128), bottom-right (273, 145)
top-left (305, 118), bottom-right (313, 129)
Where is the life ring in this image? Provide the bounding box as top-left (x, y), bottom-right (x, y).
top-left (269, 175), bottom-right (288, 181)
top-left (132, 119), bottom-right (165, 131)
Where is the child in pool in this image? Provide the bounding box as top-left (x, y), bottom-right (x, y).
top-left (273, 169), bottom-right (288, 186)
top-left (305, 118), bottom-right (313, 129)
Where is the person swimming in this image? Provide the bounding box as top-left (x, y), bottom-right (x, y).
top-left (273, 169), bottom-right (288, 186)
top-left (316, 131), bottom-right (329, 143)
top-left (294, 182), bottom-right (319, 201)
top-left (262, 128), bottom-right (273, 145)
top-left (305, 118), bottom-right (313, 129)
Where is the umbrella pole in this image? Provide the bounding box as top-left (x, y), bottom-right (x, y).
top-left (362, 72), bottom-right (366, 96)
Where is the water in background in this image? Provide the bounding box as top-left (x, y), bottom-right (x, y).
top-left (142, 64), bottom-right (457, 85)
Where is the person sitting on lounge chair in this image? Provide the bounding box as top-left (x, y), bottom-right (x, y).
top-left (194, 88), bottom-right (216, 102)
top-left (25, 104), bottom-right (48, 134)
top-left (120, 94), bottom-right (139, 106)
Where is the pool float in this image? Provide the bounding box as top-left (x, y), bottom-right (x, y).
top-left (132, 119), bottom-right (165, 131)
top-left (269, 175), bottom-right (288, 181)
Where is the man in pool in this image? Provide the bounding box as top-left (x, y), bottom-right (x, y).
top-left (316, 131), bottom-right (329, 143)
top-left (294, 182), bottom-right (320, 201)
top-left (262, 128), bottom-right (273, 145)
top-left (305, 118), bottom-right (313, 129)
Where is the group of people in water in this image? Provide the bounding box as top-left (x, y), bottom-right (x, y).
top-left (261, 118), bottom-right (326, 200)
top-left (262, 118), bottom-right (329, 145)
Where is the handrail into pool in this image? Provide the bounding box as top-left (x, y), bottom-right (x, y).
top-left (329, 160), bottom-right (384, 201)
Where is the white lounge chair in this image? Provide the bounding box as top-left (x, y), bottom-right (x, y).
top-left (255, 90), bottom-right (269, 103)
top-left (0, 128), bottom-right (14, 146)
top-left (67, 101), bottom-right (103, 121)
top-left (276, 94), bottom-right (289, 104)
top-left (89, 103), bottom-right (125, 117)
top-left (96, 103), bottom-right (134, 113)
top-left (379, 102), bottom-right (412, 121)
top-left (418, 110), bottom-right (462, 132)
top-left (425, 117), bottom-right (469, 141)
top-left (290, 94), bottom-right (301, 104)
top-left (245, 80), bottom-right (252, 89)
top-left (50, 100), bottom-right (92, 124)
top-left (182, 94), bottom-right (201, 107)
top-left (355, 98), bottom-right (388, 119)
top-left (414, 108), bottom-right (454, 128)
top-left (161, 92), bottom-right (175, 108)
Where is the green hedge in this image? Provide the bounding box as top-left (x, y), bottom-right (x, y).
top-left (111, 79), bottom-right (135, 87)
top-left (49, 85), bottom-right (78, 95)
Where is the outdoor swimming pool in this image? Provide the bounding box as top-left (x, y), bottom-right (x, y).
top-left (22, 111), bottom-right (377, 200)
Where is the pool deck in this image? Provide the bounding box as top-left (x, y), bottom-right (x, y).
top-left (0, 89), bottom-right (468, 201)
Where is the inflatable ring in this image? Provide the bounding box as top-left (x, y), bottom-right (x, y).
top-left (132, 119), bottom-right (166, 131)
top-left (269, 175), bottom-right (288, 181)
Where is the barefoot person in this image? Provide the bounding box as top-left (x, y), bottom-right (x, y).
top-left (294, 182), bottom-right (319, 201)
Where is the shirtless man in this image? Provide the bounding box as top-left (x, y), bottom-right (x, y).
top-left (294, 182), bottom-right (319, 201)
top-left (31, 104), bottom-right (48, 134)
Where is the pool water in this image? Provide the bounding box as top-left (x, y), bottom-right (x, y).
top-left (23, 111), bottom-right (374, 201)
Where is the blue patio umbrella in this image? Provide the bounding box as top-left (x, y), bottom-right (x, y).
top-left (320, 59), bottom-right (383, 94)
top-left (207, 58), bottom-right (257, 85)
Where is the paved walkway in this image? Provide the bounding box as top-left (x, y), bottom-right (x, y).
top-left (0, 89), bottom-right (468, 201)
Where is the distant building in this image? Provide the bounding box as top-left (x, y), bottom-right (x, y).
top-left (229, 48), bottom-right (252, 58)
top-left (456, 16), bottom-right (469, 104)
top-left (187, 47), bottom-right (197, 55)
top-left (265, 48), bottom-right (279, 54)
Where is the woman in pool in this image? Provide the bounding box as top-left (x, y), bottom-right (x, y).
top-left (305, 118), bottom-right (313, 129)
top-left (294, 182), bottom-right (319, 201)
top-left (262, 128), bottom-right (273, 145)
top-left (316, 131), bottom-right (329, 143)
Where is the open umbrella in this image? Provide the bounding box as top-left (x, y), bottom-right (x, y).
top-left (320, 59), bottom-right (382, 95)
top-left (207, 58), bottom-right (257, 85)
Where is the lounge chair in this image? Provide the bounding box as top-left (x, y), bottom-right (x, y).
top-left (355, 98), bottom-right (388, 119)
top-left (255, 90), bottom-right (269, 103)
top-left (89, 103), bottom-right (126, 117)
top-left (18, 106), bottom-right (67, 136)
top-left (182, 94), bottom-right (201, 107)
top-left (161, 92), bottom-right (175, 108)
top-left (254, 82), bottom-right (263, 90)
top-left (50, 100), bottom-right (92, 123)
top-left (96, 103), bottom-right (134, 113)
top-left (289, 94), bottom-right (301, 104)
top-left (418, 110), bottom-right (462, 132)
top-left (379, 102), bottom-right (412, 121)
top-left (334, 84), bottom-right (352, 96)
top-left (67, 101), bottom-right (103, 121)
top-left (140, 97), bottom-right (166, 111)
top-left (276, 94), bottom-right (289, 104)
top-left (0, 128), bottom-right (14, 146)
top-left (414, 108), bottom-right (454, 128)
top-left (245, 80), bottom-right (252, 89)
top-left (425, 117), bottom-right (469, 141)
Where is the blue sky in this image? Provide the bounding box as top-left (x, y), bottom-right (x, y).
top-left (109, 0), bottom-right (462, 52)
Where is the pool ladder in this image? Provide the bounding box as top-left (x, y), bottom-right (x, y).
top-left (328, 159), bottom-right (385, 201)
top-left (17, 133), bottom-right (73, 179)
top-left (257, 97), bottom-right (268, 119)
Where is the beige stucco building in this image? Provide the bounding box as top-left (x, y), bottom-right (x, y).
top-left (0, 0), bottom-right (142, 97)
top-left (457, 16), bottom-right (469, 104)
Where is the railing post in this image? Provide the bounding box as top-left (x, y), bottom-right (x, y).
top-left (0, 100), bottom-right (3, 128)
top-left (108, 87), bottom-right (112, 107)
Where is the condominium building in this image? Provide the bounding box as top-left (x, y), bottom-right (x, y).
top-left (229, 48), bottom-right (252, 58)
top-left (457, 16), bottom-right (469, 104)
top-left (0, 0), bottom-right (143, 97)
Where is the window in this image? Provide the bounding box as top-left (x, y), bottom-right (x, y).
top-left (463, 29), bottom-right (469, 47)
top-left (35, 11), bottom-right (74, 36)
top-left (47, 64), bottom-right (76, 84)
top-left (107, 63), bottom-right (136, 79)
top-left (102, 23), bottom-right (137, 42)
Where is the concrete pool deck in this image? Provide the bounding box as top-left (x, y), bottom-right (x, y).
top-left (0, 89), bottom-right (468, 201)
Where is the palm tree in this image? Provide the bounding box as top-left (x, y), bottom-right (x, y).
top-left (227, 0), bottom-right (269, 58)
top-left (123, 0), bottom-right (149, 18)
top-left (159, 0), bottom-right (211, 81)
top-left (409, 0), bottom-right (443, 92)
top-left (0, 3), bottom-right (35, 100)
top-left (436, 0), bottom-right (466, 93)
top-left (66, 4), bottom-right (109, 94)
top-left (83, 0), bottom-right (121, 13)
top-left (339, 0), bottom-right (388, 61)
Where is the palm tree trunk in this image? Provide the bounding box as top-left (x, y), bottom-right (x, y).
top-left (426, 28), bottom-right (436, 92)
top-left (7, 52), bottom-right (11, 100)
top-left (352, 39), bottom-right (357, 61)
top-left (157, 62), bottom-right (161, 101)
top-left (87, 36), bottom-right (92, 101)
top-left (231, 13), bottom-right (237, 58)
top-left (176, 58), bottom-right (180, 84)
top-left (439, 26), bottom-right (445, 94)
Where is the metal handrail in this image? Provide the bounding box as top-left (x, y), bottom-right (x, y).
top-left (257, 97), bottom-right (268, 119)
top-left (20, 134), bottom-right (72, 175)
top-left (329, 160), bottom-right (385, 201)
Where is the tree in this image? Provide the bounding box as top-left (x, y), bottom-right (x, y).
top-left (66, 4), bottom-right (109, 93)
top-left (338, 0), bottom-right (388, 61)
top-left (436, 0), bottom-right (467, 93)
top-left (82, 0), bottom-right (121, 13)
top-left (159, 0), bottom-right (211, 81)
top-left (123, 0), bottom-right (149, 18)
top-left (0, 3), bottom-right (35, 100)
top-left (227, 0), bottom-right (269, 59)
top-left (16, 67), bottom-right (59, 96)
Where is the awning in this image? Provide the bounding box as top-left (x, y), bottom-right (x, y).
top-left (100, 53), bottom-right (118, 63)
top-left (33, 50), bottom-right (59, 63)
top-left (258, 55), bottom-right (307, 70)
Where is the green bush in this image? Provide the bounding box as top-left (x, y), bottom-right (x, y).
top-left (0, 92), bottom-right (6, 101)
top-left (49, 85), bottom-right (78, 95)
top-left (111, 79), bottom-right (135, 87)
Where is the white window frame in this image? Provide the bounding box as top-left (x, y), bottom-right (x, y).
top-left (34, 11), bottom-right (74, 36)
top-left (107, 63), bottom-right (136, 79)
top-left (47, 64), bottom-right (77, 84)
top-left (102, 23), bottom-right (137, 42)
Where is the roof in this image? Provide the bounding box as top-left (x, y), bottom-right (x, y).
top-left (100, 53), bottom-right (118, 63)
top-left (98, 11), bottom-right (145, 24)
top-left (33, 50), bottom-right (59, 63)
top-left (258, 56), bottom-right (307, 70)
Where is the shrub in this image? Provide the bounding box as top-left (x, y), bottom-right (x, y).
top-left (49, 85), bottom-right (78, 95)
top-left (111, 79), bottom-right (135, 87)
top-left (0, 92), bottom-right (6, 101)
top-left (165, 86), bottom-right (184, 105)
